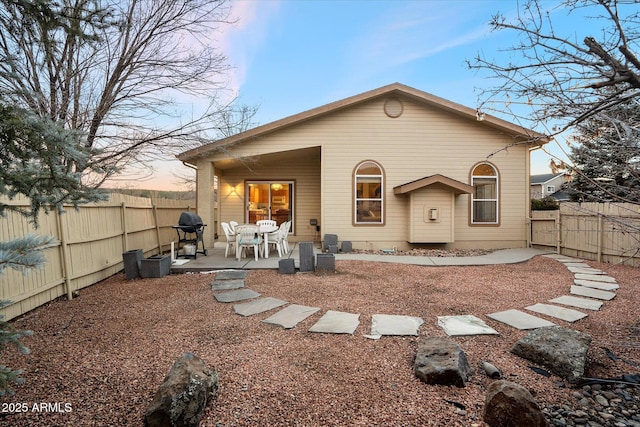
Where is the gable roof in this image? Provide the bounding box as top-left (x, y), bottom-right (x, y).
top-left (530, 173), bottom-right (566, 185)
top-left (393, 174), bottom-right (474, 195)
top-left (178, 82), bottom-right (550, 162)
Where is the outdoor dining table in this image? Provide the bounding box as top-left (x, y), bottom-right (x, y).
top-left (234, 223), bottom-right (279, 260)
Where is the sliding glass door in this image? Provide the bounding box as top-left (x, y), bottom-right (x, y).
top-left (246, 181), bottom-right (293, 230)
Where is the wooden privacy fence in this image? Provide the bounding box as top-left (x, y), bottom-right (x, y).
top-left (530, 202), bottom-right (640, 267)
top-left (0, 193), bottom-right (195, 321)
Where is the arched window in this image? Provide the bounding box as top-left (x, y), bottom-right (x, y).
top-left (471, 163), bottom-right (499, 224)
top-left (354, 161), bottom-right (384, 225)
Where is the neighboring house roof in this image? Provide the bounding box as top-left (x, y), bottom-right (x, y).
top-left (393, 174), bottom-right (474, 195)
top-left (530, 173), bottom-right (566, 185)
top-left (178, 82), bottom-right (550, 162)
top-left (550, 189), bottom-right (570, 201)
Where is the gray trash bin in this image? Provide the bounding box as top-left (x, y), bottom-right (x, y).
top-left (122, 249), bottom-right (143, 279)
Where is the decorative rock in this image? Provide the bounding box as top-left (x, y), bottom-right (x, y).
top-left (278, 258), bottom-right (295, 274)
top-left (413, 336), bottom-right (473, 387)
top-left (298, 242), bottom-right (315, 272)
top-left (144, 352), bottom-right (218, 427)
top-left (316, 253), bottom-right (335, 272)
top-left (510, 326), bottom-right (592, 383)
top-left (323, 234), bottom-right (338, 251)
top-left (484, 380), bottom-right (548, 427)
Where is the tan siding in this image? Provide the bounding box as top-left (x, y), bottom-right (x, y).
top-left (206, 95), bottom-right (531, 249)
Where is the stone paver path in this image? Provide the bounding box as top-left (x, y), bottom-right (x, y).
top-left (262, 304), bottom-right (321, 329)
top-left (437, 315), bottom-right (499, 336)
top-left (207, 251), bottom-right (621, 338)
top-left (525, 303), bottom-right (588, 322)
top-left (233, 297), bottom-right (288, 316)
top-left (214, 288), bottom-right (260, 303)
top-left (308, 310), bottom-right (360, 334)
top-left (487, 309), bottom-right (556, 330)
top-left (369, 314), bottom-right (423, 337)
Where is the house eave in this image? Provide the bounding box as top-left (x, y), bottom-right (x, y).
top-left (393, 174), bottom-right (474, 195)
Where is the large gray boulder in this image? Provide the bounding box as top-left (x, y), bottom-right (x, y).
top-left (510, 326), bottom-right (591, 383)
top-left (413, 336), bottom-right (473, 387)
top-left (144, 353), bottom-right (218, 427)
top-left (484, 380), bottom-right (548, 427)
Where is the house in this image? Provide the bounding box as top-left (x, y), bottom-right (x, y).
top-left (177, 83), bottom-right (549, 251)
top-left (530, 173), bottom-right (572, 201)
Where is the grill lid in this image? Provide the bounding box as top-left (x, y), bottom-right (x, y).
top-left (178, 212), bottom-right (204, 227)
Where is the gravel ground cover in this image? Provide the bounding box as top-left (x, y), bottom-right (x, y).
top-left (1, 255), bottom-right (639, 426)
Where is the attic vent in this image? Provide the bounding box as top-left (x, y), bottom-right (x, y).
top-left (384, 98), bottom-right (403, 118)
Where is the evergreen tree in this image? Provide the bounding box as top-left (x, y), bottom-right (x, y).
top-left (566, 100), bottom-right (640, 203)
top-left (0, 101), bottom-right (106, 395)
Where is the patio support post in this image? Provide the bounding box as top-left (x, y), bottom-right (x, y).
top-left (196, 160), bottom-right (216, 248)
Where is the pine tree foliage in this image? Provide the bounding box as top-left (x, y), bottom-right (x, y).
top-left (566, 100), bottom-right (640, 202)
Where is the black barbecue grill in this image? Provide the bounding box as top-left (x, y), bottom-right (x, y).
top-left (172, 212), bottom-right (208, 258)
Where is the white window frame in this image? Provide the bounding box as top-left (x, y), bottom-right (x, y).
top-left (354, 161), bottom-right (384, 225)
top-left (471, 163), bottom-right (499, 225)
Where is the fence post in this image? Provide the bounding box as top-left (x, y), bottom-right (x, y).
top-left (597, 212), bottom-right (603, 263)
top-left (556, 210), bottom-right (561, 254)
top-left (153, 204), bottom-right (162, 254)
top-left (55, 209), bottom-right (73, 301)
top-left (121, 202), bottom-right (128, 252)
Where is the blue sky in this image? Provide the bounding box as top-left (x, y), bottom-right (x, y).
top-left (139, 0), bottom-right (593, 190)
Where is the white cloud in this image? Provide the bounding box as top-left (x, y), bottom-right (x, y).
top-left (219, 0), bottom-right (282, 96)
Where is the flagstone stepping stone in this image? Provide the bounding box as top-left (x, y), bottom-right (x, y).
top-left (369, 314), bottom-right (424, 337)
top-left (233, 297), bottom-right (288, 317)
top-left (525, 303), bottom-right (588, 323)
top-left (567, 267), bottom-right (605, 275)
top-left (215, 269), bottom-right (248, 280)
top-left (211, 278), bottom-right (245, 291)
top-left (574, 273), bottom-right (617, 283)
top-left (549, 295), bottom-right (603, 311)
top-left (308, 310), bottom-right (360, 334)
top-left (263, 304), bottom-right (321, 329)
top-left (214, 288), bottom-right (260, 303)
top-left (570, 285), bottom-right (616, 301)
top-left (574, 279), bottom-right (619, 291)
top-left (437, 314), bottom-right (499, 336)
top-left (486, 309), bottom-right (555, 330)
top-left (544, 254), bottom-right (580, 262)
top-left (564, 262), bottom-right (594, 269)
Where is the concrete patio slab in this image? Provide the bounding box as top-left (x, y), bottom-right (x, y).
top-left (262, 304), bottom-right (321, 329)
top-left (214, 288), bottom-right (260, 303)
top-left (567, 267), bottom-right (605, 275)
top-left (233, 297), bottom-right (288, 317)
top-left (574, 273), bottom-right (617, 283)
top-left (211, 278), bottom-right (245, 291)
top-left (548, 295), bottom-right (603, 311)
top-left (570, 285), bottom-right (616, 301)
top-left (437, 315), bottom-right (499, 336)
top-left (308, 310), bottom-right (360, 334)
top-left (574, 279), bottom-right (619, 291)
top-left (215, 269), bottom-right (248, 280)
top-left (525, 303), bottom-right (588, 322)
top-left (486, 309), bottom-right (555, 330)
top-left (369, 314), bottom-right (424, 337)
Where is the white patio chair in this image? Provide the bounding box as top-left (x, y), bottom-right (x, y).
top-left (235, 224), bottom-right (263, 262)
top-left (266, 221), bottom-right (288, 257)
top-left (229, 220), bottom-right (239, 232)
top-left (221, 222), bottom-right (236, 258)
top-left (281, 220), bottom-right (291, 253)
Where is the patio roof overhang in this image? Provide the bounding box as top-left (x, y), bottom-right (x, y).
top-left (393, 174), bottom-right (474, 195)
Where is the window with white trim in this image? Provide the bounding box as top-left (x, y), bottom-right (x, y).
top-left (471, 163), bottom-right (498, 224)
top-left (546, 185), bottom-right (555, 194)
top-left (354, 161), bottom-right (383, 224)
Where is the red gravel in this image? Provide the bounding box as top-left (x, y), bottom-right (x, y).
top-left (1, 256), bottom-right (638, 426)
